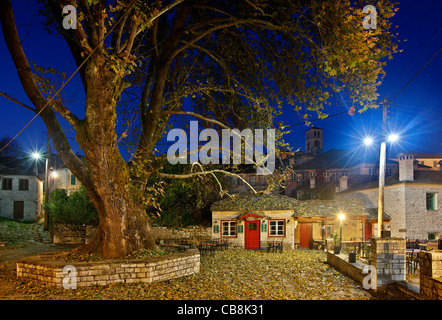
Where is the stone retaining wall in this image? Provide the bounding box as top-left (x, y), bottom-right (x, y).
top-left (326, 251), bottom-right (367, 284)
top-left (419, 250), bottom-right (442, 300)
top-left (52, 224), bottom-right (211, 245)
top-left (16, 250), bottom-right (200, 288)
top-left (370, 238), bottom-right (406, 287)
top-left (52, 223), bottom-right (97, 245)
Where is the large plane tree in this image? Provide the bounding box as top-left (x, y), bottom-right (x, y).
top-left (0, 0), bottom-right (399, 258)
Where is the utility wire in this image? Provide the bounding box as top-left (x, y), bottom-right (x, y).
top-left (390, 47), bottom-right (442, 102)
top-left (0, 1), bottom-right (138, 154)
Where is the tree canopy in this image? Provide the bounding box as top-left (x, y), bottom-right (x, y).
top-left (0, 0), bottom-right (399, 257)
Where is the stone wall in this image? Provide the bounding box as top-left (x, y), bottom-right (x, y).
top-left (326, 251), bottom-right (367, 284)
top-left (16, 249), bottom-right (200, 288)
top-left (370, 238), bottom-right (406, 287)
top-left (52, 224), bottom-right (211, 245)
top-left (419, 250), bottom-right (442, 300)
top-left (52, 223), bottom-right (97, 245)
top-left (151, 226), bottom-right (212, 241)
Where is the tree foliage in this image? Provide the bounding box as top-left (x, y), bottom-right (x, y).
top-left (0, 0), bottom-right (399, 257)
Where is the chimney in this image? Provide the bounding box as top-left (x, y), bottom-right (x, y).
top-left (398, 153), bottom-right (414, 181)
top-left (309, 176), bottom-right (315, 189)
top-left (339, 175), bottom-right (348, 192)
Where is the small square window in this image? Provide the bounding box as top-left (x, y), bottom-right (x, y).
top-left (221, 221), bottom-right (237, 237)
top-left (269, 220), bottom-right (285, 236)
top-left (2, 178), bottom-right (12, 190)
top-left (19, 179), bottom-right (29, 191)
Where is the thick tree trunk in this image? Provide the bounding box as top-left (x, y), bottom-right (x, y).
top-left (75, 54), bottom-right (156, 258)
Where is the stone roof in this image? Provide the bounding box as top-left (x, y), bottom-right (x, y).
top-left (293, 199), bottom-right (369, 218)
top-left (210, 193), bottom-right (299, 211)
top-left (211, 194), bottom-right (370, 219)
top-left (291, 149), bottom-right (397, 171)
top-left (339, 171), bottom-right (442, 194)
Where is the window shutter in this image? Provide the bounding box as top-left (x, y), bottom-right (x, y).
top-left (70, 174), bottom-right (77, 186)
top-left (238, 225), bottom-right (244, 234)
top-left (213, 225), bottom-right (219, 233)
top-left (261, 223), bottom-right (267, 233)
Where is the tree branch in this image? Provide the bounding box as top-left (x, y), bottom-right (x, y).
top-left (0, 92), bottom-right (36, 112)
top-left (156, 168), bottom-right (257, 194)
top-left (163, 110), bottom-right (229, 129)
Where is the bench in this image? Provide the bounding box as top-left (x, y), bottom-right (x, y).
top-left (197, 241), bottom-right (216, 256)
top-left (267, 240), bottom-right (283, 253)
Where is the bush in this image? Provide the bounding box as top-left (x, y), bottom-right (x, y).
top-left (46, 186), bottom-right (98, 226)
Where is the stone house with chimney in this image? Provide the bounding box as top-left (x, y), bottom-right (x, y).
top-left (211, 193), bottom-right (384, 249)
top-left (336, 153), bottom-right (442, 240)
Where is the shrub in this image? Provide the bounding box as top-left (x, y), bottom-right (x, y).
top-left (46, 186), bottom-right (98, 226)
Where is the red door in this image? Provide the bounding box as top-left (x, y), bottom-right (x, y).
top-left (365, 222), bottom-right (372, 240)
top-left (245, 220), bottom-right (260, 249)
top-left (299, 223), bottom-right (313, 249)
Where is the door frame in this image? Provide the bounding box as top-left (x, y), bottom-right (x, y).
top-left (13, 201), bottom-right (24, 220)
top-left (299, 222), bottom-right (313, 249)
top-left (244, 219), bottom-right (260, 249)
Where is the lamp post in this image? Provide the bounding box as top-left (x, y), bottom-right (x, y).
top-left (338, 214), bottom-right (345, 252)
top-left (363, 131), bottom-right (399, 238)
top-left (31, 152), bottom-right (41, 175)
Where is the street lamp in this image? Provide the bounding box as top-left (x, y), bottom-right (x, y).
top-left (338, 213), bottom-right (345, 251)
top-left (31, 152), bottom-right (41, 160)
top-left (31, 151), bottom-right (41, 175)
top-left (363, 132), bottom-right (400, 237)
top-left (363, 137), bottom-right (374, 146)
top-left (387, 133), bottom-right (399, 143)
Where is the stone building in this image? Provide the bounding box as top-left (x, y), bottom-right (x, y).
top-left (336, 153), bottom-right (442, 240)
top-left (45, 153), bottom-right (82, 195)
top-left (211, 193), bottom-right (383, 249)
top-left (49, 167), bottom-right (82, 195)
top-left (0, 166), bottom-right (43, 222)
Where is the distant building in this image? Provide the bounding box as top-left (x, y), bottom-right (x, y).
top-left (305, 127), bottom-right (323, 155)
top-left (286, 148), bottom-right (399, 199)
top-left (336, 153), bottom-right (442, 240)
top-left (47, 153), bottom-right (82, 195)
top-left (0, 164), bottom-right (43, 222)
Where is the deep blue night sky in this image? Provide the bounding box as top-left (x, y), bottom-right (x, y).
top-left (0, 0), bottom-right (441, 161)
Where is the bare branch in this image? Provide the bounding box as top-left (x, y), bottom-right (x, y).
top-left (0, 92), bottom-right (36, 112)
top-left (50, 100), bottom-right (81, 129)
top-left (156, 168), bottom-right (258, 194)
top-left (163, 110), bottom-right (229, 129)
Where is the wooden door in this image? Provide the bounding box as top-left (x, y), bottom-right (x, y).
top-left (299, 223), bottom-right (313, 249)
top-left (13, 201), bottom-right (24, 220)
top-left (365, 222), bottom-right (372, 240)
top-left (245, 220), bottom-right (260, 249)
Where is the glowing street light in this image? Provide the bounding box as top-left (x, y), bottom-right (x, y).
top-left (31, 152), bottom-right (41, 160)
top-left (363, 137), bottom-right (374, 146)
top-left (387, 133), bottom-right (399, 143)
